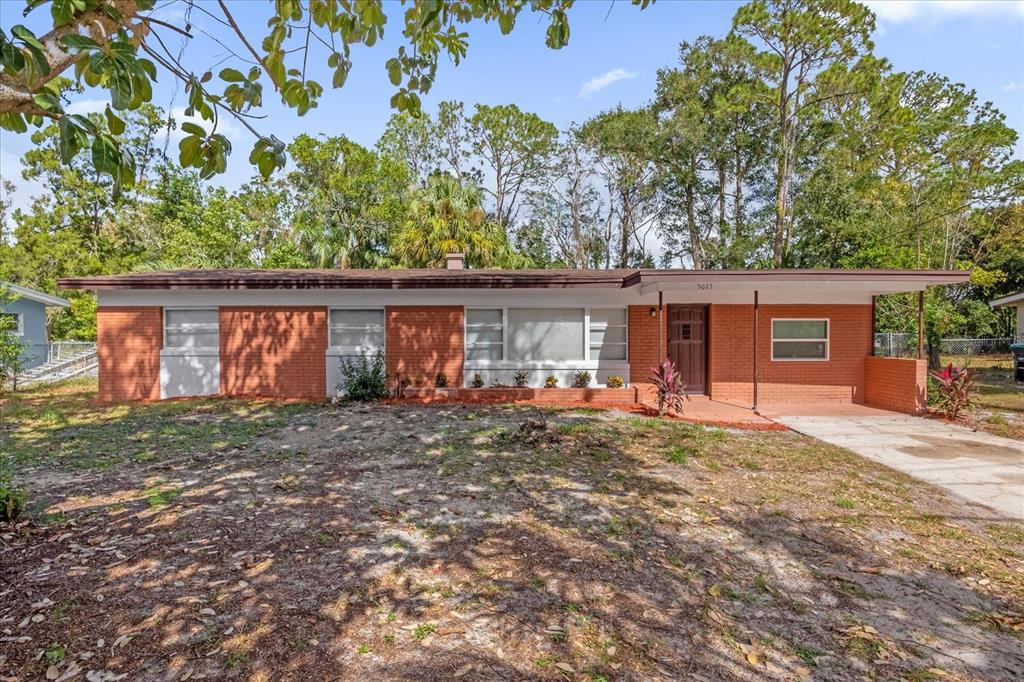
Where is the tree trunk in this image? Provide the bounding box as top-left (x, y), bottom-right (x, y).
top-left (734, 146), bottom-right (744, 266)
top-left (686, 159), bottom-right (703, 269)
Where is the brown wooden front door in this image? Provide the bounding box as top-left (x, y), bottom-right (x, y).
top-left (667, 305), bottom-right (707, 394)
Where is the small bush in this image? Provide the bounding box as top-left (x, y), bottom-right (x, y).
top-left (338, 350), bottom-right (389, 401)
top-left (544, 375), bottom-right (558, 388)
top-left (0, 472), bottom-right (26, 523)
top-left (393, 374), bottom-right (411, 397)
top-left (929, 363), bottom-right (976, 420)
top-left (606, 375), bottom-right (625, 389)
top-left (471, 373), bottom-right (485, 388)
top-left (435, 372), bottom-right (448, 388)
top-left (571, 370), bottom-right (591, 388)
top-left (650, 358), bottom-right (691, 416)
top-left (513, 370), bottom-right (529, 388)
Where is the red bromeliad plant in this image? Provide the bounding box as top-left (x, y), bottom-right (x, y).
top-left (649, 358), bottom-right (692, 416)
top-left (928, 363), bottom-right (976, 420)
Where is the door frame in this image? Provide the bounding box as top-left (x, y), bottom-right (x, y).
top-left (666, 304), bottom-right (709, 395)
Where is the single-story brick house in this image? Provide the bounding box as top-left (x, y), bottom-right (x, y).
top-left (59, 258), bottom-right (968, 413)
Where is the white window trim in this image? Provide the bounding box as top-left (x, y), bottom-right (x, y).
top-left (327, 306), bottom-right (386, 356)
top-left (771, 318), bottom-right (830, 362)
top-left (3, 311), bottom-right (23, 336)
top-left (465, 306), bottom-right (629, 366)
top-left (163, 307), bottom-right (219, 353)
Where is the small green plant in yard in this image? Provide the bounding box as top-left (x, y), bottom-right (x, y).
top-left (534, 656), bottom-right (552, 668)
top-left (928, 363), bottom-right (976, 420)
top-left (471, 373), bottom-right (485, 388)
top-left (315, 531), bottom-right (331, 545)
top-left (44, 644), bottom-right (66, 664)
top-left (338, 349), bottom-right (389, 401)
top-left (411, 623), bottom-right (436, 641)
top-left (834, 495), bottom-right (856, 509)
top-left (225, 648), bottom-right (249, 669)
top-left (792, 643), bottom-right (821, 666)
top-left (571, 370), bottom-right (592, 388)
top-left (513, 370), bottom-right (529, 388)
top-left (544, 375), bottom-right (558, 388)
top-left (606, 375), bottom-right (625, 388)
top-left (0, 471), bottom-right (26, 523)
top-left (667, 446), bottom-right (691, 464)
top-left (146, 486), bottom-right (181, 508)
top-left (357, 644), bottom-right (371, 655)
top-left (384, 633), bottom-right (395, 643)
top-left (385, 613), bottom-right (397, 623)
top-left (650, 358), bottom-right (691, 416)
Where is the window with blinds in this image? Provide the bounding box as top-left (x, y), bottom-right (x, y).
top-left (329, 309), bottom-right (385, 353)
top-left (164, 309), bottom-right (219, 349)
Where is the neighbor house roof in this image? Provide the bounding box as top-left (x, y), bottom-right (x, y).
top-left (58, 268), bottom-right (971, 291)
top-left (2, 281), bottom-right (70, 307)
top-left (990, 291), bottom-right (1024, 308)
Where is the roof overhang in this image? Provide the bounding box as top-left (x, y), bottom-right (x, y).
top-left (990, 291), bottom-right (1024, 308)
top-left (627, 269), bottom-right (971, 295)
top-left (2, 282), bottom-right (70, 307)
top-left (58, 268), bottom-right (972, 293)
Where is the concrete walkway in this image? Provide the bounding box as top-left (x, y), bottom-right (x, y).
top-left (772, 412), bottom-right (1024, 521)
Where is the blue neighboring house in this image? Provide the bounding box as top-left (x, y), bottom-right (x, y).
top-left (1, 282), bottom-right (70, 369)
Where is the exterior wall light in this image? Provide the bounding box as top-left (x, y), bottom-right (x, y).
top-left (649, 307), bottom-right (658, 318)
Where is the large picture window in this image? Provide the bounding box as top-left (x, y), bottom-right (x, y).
top-left (465, 307), bottom-right (627, 363)
top-left (771, 319), bottom-right (828, 360)
top-left (164, 309), bottom-right (219, 350)
top-left (329, 308), bottom-right (385, 354)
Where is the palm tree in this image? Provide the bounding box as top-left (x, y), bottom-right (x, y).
top-left (395, 173), bottom-right (526, 268)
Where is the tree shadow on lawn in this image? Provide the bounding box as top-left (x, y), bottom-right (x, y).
top-left (2, 402), bottom-right (1023, 681)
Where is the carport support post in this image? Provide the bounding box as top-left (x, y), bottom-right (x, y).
top-left (658, 290), bottom-right (664, 361)
top-left (753, 289), bottom-right (759, 411)
top-left (917, 289), bottom-right (925, 360)
top-left (870, 296), bottom-right (876, 356)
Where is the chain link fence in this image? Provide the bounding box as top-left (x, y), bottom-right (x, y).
top-left (874, 333), bottom-right (1013, 358)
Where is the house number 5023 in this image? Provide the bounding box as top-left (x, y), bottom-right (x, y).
top-left (696, 282), bottom-right (713, 290)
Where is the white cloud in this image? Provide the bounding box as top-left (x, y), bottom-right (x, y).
top-left (1004, 80), bottom-right (1023, 92)
top-left (579, 68), bottom-right (639, 98)
top-left (865, 0), bottom-right (1024, 23)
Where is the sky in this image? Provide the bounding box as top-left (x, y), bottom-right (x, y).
top-left (1, 0), bottom-right (1023, 217)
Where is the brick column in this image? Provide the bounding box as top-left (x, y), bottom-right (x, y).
top-left (96, 307), bottom-right (163, 401)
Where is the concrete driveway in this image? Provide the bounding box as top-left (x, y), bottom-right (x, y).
top-left (772, 411), bottom-right (1024, 521)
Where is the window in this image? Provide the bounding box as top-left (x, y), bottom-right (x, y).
top-left (771, 319), bottom-right (828, 360)
top-left (589, 308), bottom-right (627, 360)
top-left (1, 312), bottom-right (22, 336)
top-left (508, 308), bottom-right (585, 361)
top-left (466, 309), bottom-right (503, 361)
top-left (164, 309), bottom-right (219, 349)
top-left (329, 308), bottom-right (384, 353)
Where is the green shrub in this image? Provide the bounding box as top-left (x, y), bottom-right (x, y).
top-left (571, 370), bottom-right (591, 388)
top-left (544, 375), bottom-right (558, 388)
top-left (0, 471), bottom-right (26, 523)
top-left (338, 350), bottom-right (389, 401)
top-left (471, 373), bottom-right (485, 388)
top-left (606, 375), bottom-right (625, 389)
top-left (513, 370), bottom-right (529, 388)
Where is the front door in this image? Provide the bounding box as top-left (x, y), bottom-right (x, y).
top-left (667, 305), bottom-right (707, 394)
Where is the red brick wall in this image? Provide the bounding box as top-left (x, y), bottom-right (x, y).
top-left (386, 306), bottom-right (465, 388)
top-left (628, 305), bottom-right (669, 383)
top-left (219, 307), bottom-right (327, 400)
top-left (96, 307), bottom-right (163, 402)
top-left (864, 356), bottom-right (927, 414)
top-left (708, 304), bottom-right (872, 404)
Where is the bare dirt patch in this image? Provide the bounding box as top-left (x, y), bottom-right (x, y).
top-left (2, 384), bottom-right (1024, 681)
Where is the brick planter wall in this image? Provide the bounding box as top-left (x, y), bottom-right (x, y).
top-left (864, 356), bottom-right (927, 414)
top-left (402, 387), bottom-right (638, 403)
top-left (96, 306), bottom-right (162, 401)
top-left (708, 304), bottom-right (872, 404)
top-left (386, 306), bottom-right (465, 388)
top-left (219, 307), bottom-right (327, 400)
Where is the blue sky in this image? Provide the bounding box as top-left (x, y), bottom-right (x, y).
top-left (1, 0), bottom-right (1023, 214)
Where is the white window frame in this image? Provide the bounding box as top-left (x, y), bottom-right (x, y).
top-left (464, 306), bottom-right (628, 364)
top-left (163, 307), bottom-right (219, 352)
top-left (327, 307), bottom-right (386, 355)
top-left (465, 307), bottom-right (505, 362)
top-left (771, 318), bottom-right (830, 362)
top-left (588, 308), bottom-right (628, 361)
top-left (2, 311), bottom-right (23, 336)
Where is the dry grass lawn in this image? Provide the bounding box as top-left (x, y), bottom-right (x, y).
top-left (1, 378), bottom-right (1023, 681)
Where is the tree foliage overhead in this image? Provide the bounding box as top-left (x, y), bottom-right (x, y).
top-left (0, 0), bottom-right (652, 188)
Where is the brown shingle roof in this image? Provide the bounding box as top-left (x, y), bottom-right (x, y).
top-left (57, 268), bottom-right (971, 290)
